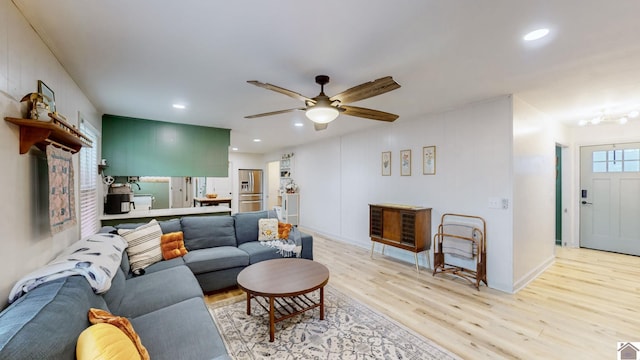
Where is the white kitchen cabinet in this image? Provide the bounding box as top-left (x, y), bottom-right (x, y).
top-left (282, 193), bottom-right (299, 226)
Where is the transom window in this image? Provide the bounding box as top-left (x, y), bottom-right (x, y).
top-left (592, 149), bottom-right (640, 173)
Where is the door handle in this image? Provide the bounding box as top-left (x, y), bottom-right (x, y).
top-left (581, 201), bottom-right (592, 205)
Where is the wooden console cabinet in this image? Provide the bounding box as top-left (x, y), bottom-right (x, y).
top-left (369, 203), bottom-right (432, 272)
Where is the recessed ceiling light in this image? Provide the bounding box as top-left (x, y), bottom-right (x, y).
top-left (619, 117), bottom-right (628, 124)
top-left (629, 110), bottom-right (639, 118)
top-left (578, 120), bottom-right (588, 126)
top-left (591, 117), bottom-right (601, 125)
top-left (294, 122), bottom-right (304, 127)
top-left (523, 28), bottom-right (550, 41)
top-left (231, 147), bottom-right (238, 151)
top-left (253, 138), bottom-right (261, 142)
top-left (172, 104), bottom-right (186, 109)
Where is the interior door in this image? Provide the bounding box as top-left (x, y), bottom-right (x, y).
top-left (580, 143), bottom-right (640, 255)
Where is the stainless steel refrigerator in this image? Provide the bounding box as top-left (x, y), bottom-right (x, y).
top-left (238, 169), bottom-right (263, 212)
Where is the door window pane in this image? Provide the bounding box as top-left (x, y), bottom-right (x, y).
top-left (624, 160), bottom-right (640, 172)
top-left (608, 160), bottom-right (623, 172)
top-left (593, 162), bottom-right (607, 173)
top-left (624, 149), bottom-right (640, 160)
top-left (593, 151), bottom-right (607, 162)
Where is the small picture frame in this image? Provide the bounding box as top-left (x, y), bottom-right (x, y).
top-left (38, 80), bottom-right (55, 113)
top-left (381, 151), bottom-right (391, 176)
top-left (400, 149), bottom-right (411, 176)
top-left (423, 146), bottom-right (436, 175)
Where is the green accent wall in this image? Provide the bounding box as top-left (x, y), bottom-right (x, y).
top-left (102, 115), bottom-right (230, 176)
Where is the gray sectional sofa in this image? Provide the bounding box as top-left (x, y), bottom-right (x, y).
top-left (0, 210), bottom-right (314, 359)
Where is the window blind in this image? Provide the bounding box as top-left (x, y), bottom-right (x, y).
top-left (80, 119), bottom-right (100, 238)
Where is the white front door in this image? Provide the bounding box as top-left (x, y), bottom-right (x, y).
top-left (580, 143), bottom-right (640, 255)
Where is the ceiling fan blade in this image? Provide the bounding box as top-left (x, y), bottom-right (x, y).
top-left (330, 76), bottom-right (400, 104)
top-left (340, 105), bottom-right (399, 122)
top-left (247, 80), bottom-right (313, 103)
top-left (244, 108), bottom-right (305, 119)
top-left (314, 122), bottom-right (328, 131)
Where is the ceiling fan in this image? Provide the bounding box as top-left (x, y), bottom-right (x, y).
top-left (245, 75), bottom-right (401, 131)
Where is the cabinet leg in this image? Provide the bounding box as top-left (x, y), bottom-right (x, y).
top-left (382, 244), bottom-right (386, 256)
top-left (414, 252), bottom-right (420, 274)
top-left (370, 242), bottom-right (375, 259)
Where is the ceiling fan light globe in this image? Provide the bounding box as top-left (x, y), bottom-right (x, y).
top-left (306, 106), bottom-right (339, 124)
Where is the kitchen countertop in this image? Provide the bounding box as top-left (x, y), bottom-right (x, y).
top-left (100, 206), bottom-right (231, 225)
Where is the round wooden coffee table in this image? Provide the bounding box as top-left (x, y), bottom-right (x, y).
top-left (237, 258), bottom-right (330, 342)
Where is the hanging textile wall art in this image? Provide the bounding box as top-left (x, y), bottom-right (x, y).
top-left (46, 145), bottom-right (76, 234)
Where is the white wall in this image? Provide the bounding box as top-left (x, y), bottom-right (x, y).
top-left (512, 96), bottom-right (568, 290)
top-left (0, 1), bottom-right (100, 307)
top-left (286, 96), bottom-right (516, 292)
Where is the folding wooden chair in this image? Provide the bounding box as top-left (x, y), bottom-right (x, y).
top-left (432, 213), bottom-right (487, 290)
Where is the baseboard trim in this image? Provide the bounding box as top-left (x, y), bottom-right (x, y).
top-left (512, 255), bottom-right (555, 293)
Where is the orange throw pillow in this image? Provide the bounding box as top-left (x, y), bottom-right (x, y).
top-left (160, 231), bottom-right (188, 260)
top-left (278, 222), bottom-right (293, 239)
top-left (88, 308), bottom-right (150, 360)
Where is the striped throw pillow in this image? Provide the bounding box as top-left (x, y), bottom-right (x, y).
top-left (118, 220), bottom-right (163, 274)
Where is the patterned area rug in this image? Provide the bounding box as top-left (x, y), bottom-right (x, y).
top-left (209, 286), bottom-right (459, 360)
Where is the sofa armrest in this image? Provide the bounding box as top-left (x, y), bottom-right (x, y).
top-left (297, 230), bottom-right (313, 260)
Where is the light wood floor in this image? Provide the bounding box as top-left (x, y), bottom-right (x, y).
top-left (206, 233), bottom-right (640, 359)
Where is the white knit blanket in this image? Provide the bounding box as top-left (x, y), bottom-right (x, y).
top-left (441, 223), bottom-right (479, 259)
top-left (9, 233), bottom-right (127, 303)
top-left (260, 227), bottom-right (302, 257)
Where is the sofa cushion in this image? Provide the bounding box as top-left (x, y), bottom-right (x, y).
top-left (118, 220), bottom-right (163, 274)
top-left (0, 276), bottom-right (109, 360)
top-left (258, 218), bottom-right (278, 240)
top-left (88, 308), bottom-right (149, 359)
top-left (130, 297), bottom-right (230, 360)
top-left (233, 210), bottom-right (277, 245)
top-left (158, 218), bottom-right (182, 234)
top-left (183, 247), bottom-right (249, 274)
top-left (143, 257), bottom-right (186, 274)
top-left (181, 216), bottom-right (236, 250)
top-left (109, 266), bottom-right (203, 318)
top-left (238, 241), bottom-right (286, 264)
top-left (76, 323), bottom-right (142, 360)
top-left (278, 222), bottom-right (293, 239)
top-left (160, 231), bottom-right (188, 260)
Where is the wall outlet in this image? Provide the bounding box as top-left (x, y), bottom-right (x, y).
top-left (488, 197), bottom-right (509, 209)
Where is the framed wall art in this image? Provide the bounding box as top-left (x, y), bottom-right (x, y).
top-left (423, 146), bottom-right (436, 175)
top-left (400, 149), bottom-right (411, 176)
top-left (38, 80), bottom-right (56, 113)
top-left (381, 151), bottom-right (391, 176)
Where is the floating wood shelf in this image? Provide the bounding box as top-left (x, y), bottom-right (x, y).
top-left (4, 117), bottom-right (92, 154)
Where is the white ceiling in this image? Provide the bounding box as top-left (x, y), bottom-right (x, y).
top-left (14, 0), bottom-right (640, 153)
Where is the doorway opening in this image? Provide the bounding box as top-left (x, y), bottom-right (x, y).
top-left (555, 145), bottom-right (562, 246)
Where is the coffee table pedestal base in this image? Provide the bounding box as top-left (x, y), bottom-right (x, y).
top-left (245, 287), bottom-right (325, 342)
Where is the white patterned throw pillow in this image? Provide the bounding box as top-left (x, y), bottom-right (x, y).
top-left (118, 219), bottom-right (163, 274)
top-left (258, 218), bottom-right (278, 241)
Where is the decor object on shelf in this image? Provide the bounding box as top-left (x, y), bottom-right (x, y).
top-left (432, 213), bottom-right (487, 290)
top-left (245, 75), bottom-right (401, 131)
top-left (37, 80), bottom-right (56, 113)
top-left (382, 151), bottom-right (391, 176)
top-left (369, 203), bottom-right (432, 273)
top-left (20, 92), bottom-right (51, 120)
top-left (400, 149), bottom-right (411, 176)
top-left (423, 145), bottom-right (436, 175)
top-left (284, 178), bottom-right (298, 193)
top-left (47, 145), bottom-right (77, 234)
top-left (205, 193), bottom-right (218, 198)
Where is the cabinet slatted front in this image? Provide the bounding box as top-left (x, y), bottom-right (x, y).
top-left (369, 204), bottom-right (432, 272)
